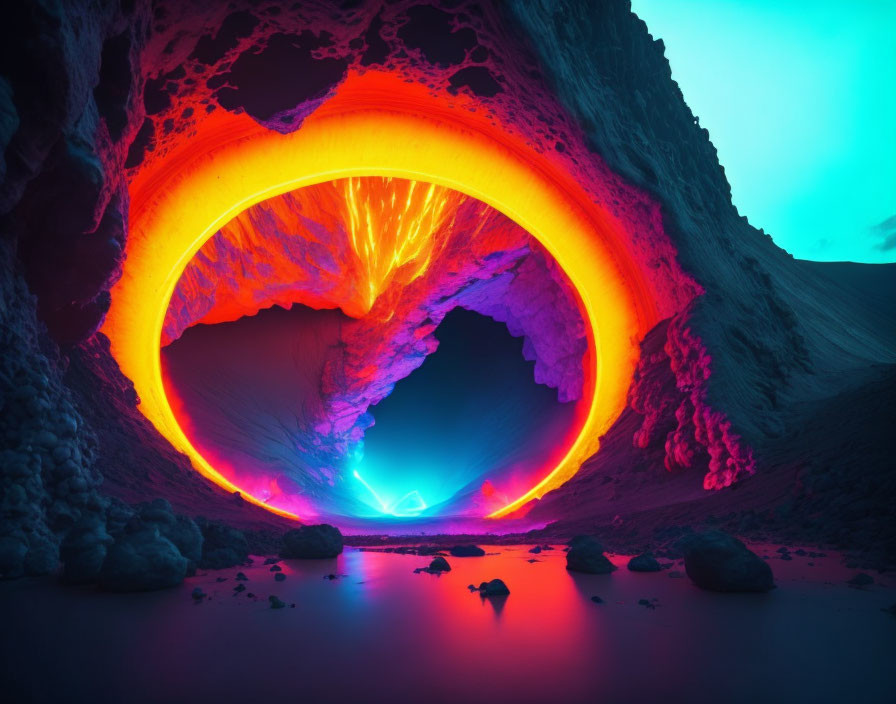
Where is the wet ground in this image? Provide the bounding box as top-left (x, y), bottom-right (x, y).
top-left (1, 545), bottom-right (894, 703)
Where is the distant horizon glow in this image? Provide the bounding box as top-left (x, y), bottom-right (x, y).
top-left (632, 0), bottom-right (896, 264)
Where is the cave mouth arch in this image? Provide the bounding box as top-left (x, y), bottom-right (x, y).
top-left (103, 70), bottom-right (659, 521)
top-left (159, 173), bottom-right (591, 521)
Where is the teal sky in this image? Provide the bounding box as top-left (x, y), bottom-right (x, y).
top-left (630, 0), bottom-right (896, 263)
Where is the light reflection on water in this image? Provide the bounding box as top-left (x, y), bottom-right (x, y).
top-left (1, 546), bottom-right (894, 703)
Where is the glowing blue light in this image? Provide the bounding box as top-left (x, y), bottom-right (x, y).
top-left (353, 470), bottom-right (427, 517)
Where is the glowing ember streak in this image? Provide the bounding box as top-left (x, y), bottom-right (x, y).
top-left (343, 177), bottom-right (461, 312)
top-left (103, 71), bottom-right (659, 521)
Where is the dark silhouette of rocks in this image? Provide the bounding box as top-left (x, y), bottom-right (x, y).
top-left (566, 536), bottom-right (616, 574)
top-left (280, 524), bottom-right (343, 559)
top-left (196, 519), bottom-right (249, 570)
top-left (477, 579), bottom-right (510, 596)
top-left (848, 573), bottom-right (874, 587)
top-left (680, 531), bottom-right (774, 593)
top-left (449, 545), bottom-right (485, 557)
top-left (98, 528), bottom-right (187, 592)
top-left (628, 553), bottom-right (661, 572)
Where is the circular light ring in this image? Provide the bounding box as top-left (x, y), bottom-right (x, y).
top-left (105, 73), bottom-right (657, 520)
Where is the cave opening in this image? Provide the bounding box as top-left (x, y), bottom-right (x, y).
top-left (161, 305), bottom-right (575, 522)
top-left (151, 174), bottom-right (595, 524)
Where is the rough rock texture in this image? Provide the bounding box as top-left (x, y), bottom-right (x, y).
top-left (565, 536), bottom-right (616, 574)
top-left (679, 531), bottom-right (774, 593)
top-left (98, 527), bottom-right (187, 592)
top-left (196, 518), bottom-right (249, 570)
top-left (280, 524), bottom-right (344, 559)
top-left (508, 0), bottom-right (896, 486)
top-left (0, 241), bottom-right (106, 578)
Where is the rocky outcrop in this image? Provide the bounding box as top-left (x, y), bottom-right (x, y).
top-left (281, 524), bottom-right (344, 559)
top-left (679, 531), bottom-right (774, 593)
top-left (566, 536), bottom-right (616, 574)
top-left (477, 578), bottom-right (510, 596)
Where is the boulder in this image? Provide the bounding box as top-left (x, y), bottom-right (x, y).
top-left (566, 536), bottom-right (616, 574)
top-left (280, 524), bottom-right (343, 559)
top-left (60, 516), bottom-right (113, 584)
top-left (449, 544), bottom-right (485, 557)
top-left (138, 500), bottom-right (203, 572)
top-left (627, 553), bottom-right (661, 572)
top-left (269, 595), bottom-right (286, 609)
top-left (196, 518), bottom-right (249, 569)
top-left (23, 535), bottom-right (59, 576)
top-left (680, 531), bottom-right (774, 593)
top-left (428, 556), bottom-right (451, 572)
top-left (98, 528), bottom-right (188, 592)
top-left (478, 578), bottom-right (510, 596)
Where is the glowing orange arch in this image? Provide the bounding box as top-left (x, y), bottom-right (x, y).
top-left (104, 72), bottom-right (656, 520)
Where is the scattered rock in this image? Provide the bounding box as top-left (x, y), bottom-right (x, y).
top-left (269, 595), bottom-right (286, 609)
top-left (270, 564), bottom-right (282, 572)
top-left (638, 598), bottom-right (657, 610)
top-left (428, 556), bottom-right (451, 572)
top-left (235, 572), bottom-right (248, 581)
top-left (233, 583), bottom-right (246, 593)
top-left (679, 531), bottom-right (774, 593)
top-left (477, 579), bottom-right (510, 596)
top-left (590, 596), bottom-right (604, 604)
top-left (191, 587), bottom-right (206, 601)
top-left (215, 576), bottom-right (227, 582)
top-left (627, 553), bottom-right (661, 572)
top-left (274, 572), bottom-right (286, 582)
top-left (263, 557), bottom-right (280, 565)
top-left (449, 545), bottom-right (485, 557)
top-left (848, 573), bottom-right (874, 587)
top-left (281, 524), bottom-right (343, 559)
top-left (566, 536), bottom-right (616, 575)
top-left (529, 546), bottom-right (542, 554)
